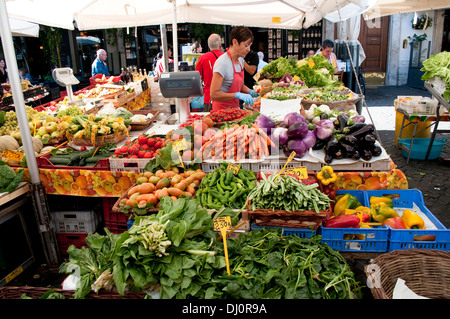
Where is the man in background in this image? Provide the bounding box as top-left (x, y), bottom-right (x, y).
top-left (91, 49), bottom-right (110, 77)
top-left (257, 51), bottom-right (268, 71)
top-left (195, 33), bottom-right (224, 111)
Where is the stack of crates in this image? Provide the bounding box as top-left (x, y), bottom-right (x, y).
top-left (51, 210), bottom-right (101, 256)
top-left (103, 197), bottom-right (129, 234)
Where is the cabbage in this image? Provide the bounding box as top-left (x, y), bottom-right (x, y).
top-left (271, 127), bottom-right (289, 145)
top-left (313, 119), bottom-right (334, 140)
top-left (421, 51), bottom-right (450, 101)
top-left (287, 121), bottom-right (309, 139)
top-left (287, 139), bottom-right (308, 158)
top-left (254, 115), bottom-right (276, 134)
top-left (281, 112), bottom-right (306, 127)
top-left (302, 130), bottom-right (317, 149)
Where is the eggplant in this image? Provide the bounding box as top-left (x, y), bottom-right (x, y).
top-left (312, 137), bottom-right (330, 150)
top-left (346, 124), bottom-right (375, 139)
top-left (359, 149), bottom-right (373, 161)
top-left (351, 150), bottom-right (361, 161)
top-left (371, 145), bottom-right (382, 157)
top-left (339, 135), bottom-right (358, 146)
top-left (337, 113), bottom-right (349, 133)
top-left (324, 153), bottom-right (334, 164)
top-left (340, 143), bottom-right (356, 156)
top-left (326, 136), bottom-right (340, 150)
top-left (334, 147), bottom-right (344, 159)
top-left (342, 123), bottom-right (366, 135)
top-left (361, 133), bottom-right (377, 144)
top-left (320, 112), bottom-right (329, 120)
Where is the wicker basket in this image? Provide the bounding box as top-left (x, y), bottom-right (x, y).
top-left (67, 126), bottom-right (130, 147)
top-left (129, 109), bottom-right (160, 131)
top-left (0, 286), bottom-right (146, 299)
top-left (364, 249), bottom-right (450, 299)
top-left (248, 206), bottom-right (332, 229)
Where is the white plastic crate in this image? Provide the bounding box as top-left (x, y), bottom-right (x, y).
top-left (200, 162), bottom-right (259, 173)
top-left (109, 157), bottom-right (152, 172)
top-left (51, 210), bottom-right (100, 234)
top-left (397, 97), bottom-right (439, 114)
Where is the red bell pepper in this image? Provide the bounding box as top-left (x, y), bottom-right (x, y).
top-left (382, 217), bottom-right (406, 229)
top-left (324, 215), bottom-right (360, 228)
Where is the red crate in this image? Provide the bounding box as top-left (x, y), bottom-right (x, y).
top-left (103, 197), bottom-right (128, 223)
top-left (105, 221), bottom-right (128, 234)
top-left (56, 232), bottom-right (88, 256)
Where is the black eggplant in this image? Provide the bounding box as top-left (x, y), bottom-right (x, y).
top-left (337, 113), bottom-right (349, 133)
top-left (351, 150), bottom-right (361, 160)
top-left (371, 145), bottom-right (382, 156)
top-left (340, 143), bottom-right (356, 156)
top-left (339, 135), bottom-right (358, 146)
top-left (342, 123), bottom-right (366, 134)
top-left (326, 136), bottom-right (340, 149)
top-left (334, 147), bottom-right (344, 159)
top-left (312, 137), bottom-right (331, 150)
top-left (324, 152), bottom-right (334, 164)
top-left (346, 124), bottom-right (375, 139)
top-left (361, 133), bottom-right (377, 144)
top-left (359, 149), bottom-right (373, 161)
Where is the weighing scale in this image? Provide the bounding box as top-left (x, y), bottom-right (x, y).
top-left (159, 71), bottom-right (203, 124)
top-left (52, 67), bottom-right (80, 103)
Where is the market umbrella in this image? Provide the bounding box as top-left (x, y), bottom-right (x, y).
top-left (363, 0), bottom-right (450, 19)
top-left (0, 17), bottom-right (39, 37)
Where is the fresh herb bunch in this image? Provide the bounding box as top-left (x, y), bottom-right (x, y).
top-left (210, 228), bottom-right (363, 299)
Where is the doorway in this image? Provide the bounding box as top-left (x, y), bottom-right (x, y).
top-left (358, 16), bottom-right (389, 85)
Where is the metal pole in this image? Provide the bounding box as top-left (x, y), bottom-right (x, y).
top-left (0, 0), bottom-right (60, 265)
top-left (171, 0), bottom-right (179, 72)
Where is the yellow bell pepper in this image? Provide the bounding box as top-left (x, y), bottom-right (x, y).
top-left (371, 202), bottom-right (399, 222)
top-left (317, 166), bottom-right (337, 186)
top-left (333, 193), bottom-right (361, 216)
top-left (369, 196), bottom-right (393, 208)
top-left (401, 209), bottom-right (426, 229)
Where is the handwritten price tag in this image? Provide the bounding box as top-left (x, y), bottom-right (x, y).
top-left (227, 163), bottom-right (240, 175)
top-left (214, 216), bottom-right (232, 275)
top-left (1, 149), bottom-right (24, 162)
top-left (173, 138), bottom-right (187, 152)
top-left (284, 166), bottom-right (308, 179)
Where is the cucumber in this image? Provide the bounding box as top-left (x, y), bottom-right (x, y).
top-left (49, 157), bottom-right (72, 166)
top-left (85, 154), bottom-right (111, 163)
top-left (79, 157), bottom-right (87, 166)
top-left (80, 148), bottom-right (97, 158)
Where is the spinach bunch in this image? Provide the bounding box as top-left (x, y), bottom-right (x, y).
top-left (208, 228), bottom-right (363, 299)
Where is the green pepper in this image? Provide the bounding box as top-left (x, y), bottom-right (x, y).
top-left (333, 193), bottom-right (361, 216)
top-left (217, 182), bottom-right (225, 194)
top-left (208, 171), bottom-right (219, 187)
top-left (210, 189), bottom-right (228, 205)
top-left (237, 170), bottom-right (247, 181)
top-left (219, 174), bottom-right (232, 190)
top-left (225, 169), bottom-right (234, 185)
top-left (224, 190), bottom-right (230, 199)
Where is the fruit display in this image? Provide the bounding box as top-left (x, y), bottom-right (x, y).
top-left (113, 134), bottom-right (164, 159)
top-left (178, 113), bottom-right (205, 129)
top-left (116, 168), bottom-right (206, 216)
top-left (207, 108), bottom-right (250, 123)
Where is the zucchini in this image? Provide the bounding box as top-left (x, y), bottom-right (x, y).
top-left (85, 154), bottom-right (111, 163)
top-left (80, 148), bottom-right (98, 158)
top-left (49, 157), bottom-right (72, 166)
top-left (79, 157), bottom-right (87, 166)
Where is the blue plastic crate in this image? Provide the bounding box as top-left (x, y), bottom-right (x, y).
top-left (320, 190), bottom-right (389, 252)
top-left (250, 224), bottom-right (316, 238)
top-left (365, 189), bottom-right (450, 251)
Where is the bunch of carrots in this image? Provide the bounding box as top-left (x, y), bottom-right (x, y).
top-left (198, 124), bottom-right (275, 161)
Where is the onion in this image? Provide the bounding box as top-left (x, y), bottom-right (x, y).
top-left (271, 127), bottom-right (289, 145)
top-left (302, 130), bottom-right (317, 149)
top-left (281, 112), bottom-right (306, 127)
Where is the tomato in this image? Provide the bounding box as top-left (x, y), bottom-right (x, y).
top-left (80, 146), bottom-right (87, 151)
top-left (147, 138), bottom-right (155, 147)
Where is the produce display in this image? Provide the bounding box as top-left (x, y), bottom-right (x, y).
top-left (60, 197), bottom-right (362, 299)
top-left (199, 123), bottom-right (275, 161)
top-left (207, 108), bottom-right (250, 123)
top-left (0, 161), bottom-right (24, 193)
top-left (45, 144), bottom-right (114, 167)
top-left (302, 88), bottom-right (353, 102)
top-left (196, 163), bottom-right (256, 209)
top-left (116, 168), bottom-right (206, 216)
top-left (420, 51), bottom-right (450, 100)
top-left (113, 134), bottom-right (164, 159)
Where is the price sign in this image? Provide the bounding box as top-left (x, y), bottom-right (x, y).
top-left (272, 17), bottom-right (281, 23)
top-left (173, 138), bottom-right (187, 152)
top-left (1, 149), bottom-right (24, 162)
top-left (275, 151), bottom-right (296, 182)
top-left (284, 166), bottom-right (308, 179)
top-left (227, 163), bottom-right (240, 175)
top-left (308, 57), bottom-right (315, 68)
top-left (213, 216), bottom-right (232, 275)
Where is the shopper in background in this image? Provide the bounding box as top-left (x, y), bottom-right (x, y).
top-left (306, 49), bottom-right (316, 58)
top-left (195, 33), bottom-right (224, 111)
top-left (257, 51), bottom-right (268, 71)
top-left (19, 68), bottom-right (32, 81)
top-left (91, 49), bottom-right (110, 77)
top-left (191, 41), bottom-right (202, 54)
top-left (210, 26), bottom-right (259, 112)
top-left (156, 46), bottom-right (173, 79)
top-left (317, 39), bottom-right (338, 73)
top-left (0, 58), bottom-right (8, 84)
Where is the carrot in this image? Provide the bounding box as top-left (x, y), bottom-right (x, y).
top-left (252, 123), bottom-right (276, 147)
top-left (259, 134), bottom-right (269, 157)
